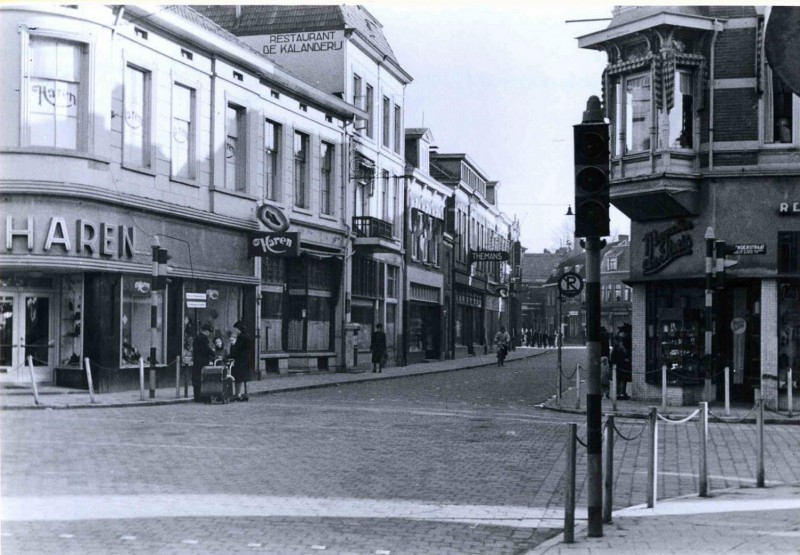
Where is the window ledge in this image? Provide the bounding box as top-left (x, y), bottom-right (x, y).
top-left (1, 147), bottom-right (110, 165)
top-left (121, 163), bottom-right (157, 177)
top-left (292, 206), bottom-right (313, 216)
top-left (319, 213), bottom-right (338, 222)
top-left (170, 176), bottom-right (201, 188)
top-left (211, 187), bottom-right (257, 201)
top-left (762, 143), bottom-right (799, 150)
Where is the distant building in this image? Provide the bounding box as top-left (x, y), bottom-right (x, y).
top-left (519, 251), bottom-right (565, 335)
top-left (600, 235), bottom-right (632, 335)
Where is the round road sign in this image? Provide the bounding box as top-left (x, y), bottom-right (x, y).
top-left (558, 271), bottom-right (584, 298)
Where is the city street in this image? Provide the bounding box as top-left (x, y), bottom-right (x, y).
top-left (3, 349), bottom-right (800, 554)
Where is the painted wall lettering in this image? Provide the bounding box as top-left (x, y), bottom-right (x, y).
top-left (642, 220), bottom-right (694, 275)
top-left (262, 31), bottom-right (344, 55)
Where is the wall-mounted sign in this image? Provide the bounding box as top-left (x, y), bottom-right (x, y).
top-left (469, 250), bottom-right (509, 264)
top-left (732, 244), bottom-right (767, 255)
top-left (257, 203), bottom-right (290, 232)
top-left (248, 232), bottom-right (300, 258)
top-left (186, 292), bottom-right (207, 309)
top-left (730, 317), bottom-right (747, 335)
top-left (5, 216), bottom-right (136, 259)
top-left (262, 31), bottom-right (344, 55)
top-left (642, 219), bottom-right (694, 276)
top-left (778, 201), bottom-right (800, 215)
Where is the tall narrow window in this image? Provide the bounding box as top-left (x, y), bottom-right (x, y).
top-left (669, 70), bottom-right (694, 148)
top-left (226, 103), bottom-right (246, 192)
top-left (388, 173), bottom-right (397, 230)
top-left (382, 96), bottom-right (391, 147)
top-left (381, 169), bottom-right (390, 221)
top-left (353, 74), bottom-right (362, 133)
top-left (28, 37), bottom-right (83, 150)
top-left (625, 74), bottom-right (651, 153)
top-left (293, 131), bottom-right (309, 209)
top-left (264, 119), bottom-right (281, 201)
top-left (171, 83), bottom-right (195, 179)
top-left (771, 70), bottom-right (794, 144)
top-left (365, 84), bottom-right (374, 138)
top-left (614, 81), bottom-right (623, 157)
top-left (320, 142), bottom-right (333, 215)
top-left (124, 64), bottom-right (151, 168)
top-left (394, 104), bottom-right (402, 154)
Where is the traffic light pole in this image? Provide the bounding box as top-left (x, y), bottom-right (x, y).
top-left (585, 235), bottom-right (603, 537)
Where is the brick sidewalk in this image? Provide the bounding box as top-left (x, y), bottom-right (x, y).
top-left (0, 347), bottom-right (551, 410)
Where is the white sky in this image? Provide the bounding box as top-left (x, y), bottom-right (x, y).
top-left (367, 1), bottom-right (627, 253)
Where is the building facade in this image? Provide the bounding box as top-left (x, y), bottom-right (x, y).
top-left (195, 5), bottom-right (413, 370)
top-left (600, 235), bottom-right (633, 334)
top-left (0, 4), bottom-right (360, 389)
top-left (580, 6), bottom-right (800, 407)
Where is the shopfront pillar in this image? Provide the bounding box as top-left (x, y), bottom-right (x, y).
top-left (761, 279), bottom-right (779, 410)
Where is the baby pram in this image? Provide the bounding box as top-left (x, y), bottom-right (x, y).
top-left (199, 358), bottom-right (235, 404)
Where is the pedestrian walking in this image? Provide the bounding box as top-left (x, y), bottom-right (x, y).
top-left (191, 322), bottom-right (214, 402)
top-left (610, 335), bottom-right (629, 399)
top-left (371, 323), bottom-right (387, 373)
top-left (230, 320), bottom-right (252, 401)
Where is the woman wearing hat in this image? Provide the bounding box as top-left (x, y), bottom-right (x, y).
top-left (230, 320), bottom-right (252, 401)
top-left (191, 322), bottom-right (214, 402)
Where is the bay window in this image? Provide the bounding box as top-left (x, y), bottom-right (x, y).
top-left (669, 69), bottom-right (694, 149)
top-left (625, 74), bottom-right (652, 154)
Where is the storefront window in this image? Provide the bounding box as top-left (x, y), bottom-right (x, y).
top-left (646, 286), bottom-right (704, 385)
top-left (385, 302), bottom-right (396, 349)
top-left (779, 282), bottom-right (800, 388)
top-left (182, 282), bottom-right (241, 362)
top-left (121, 276), bottom-right (165, 367)
top-left (58, 274), bottom-right (83, 367)
top-left (260, 291), bottom-right (282, 352)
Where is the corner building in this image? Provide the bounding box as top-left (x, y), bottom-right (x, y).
top-left (0, 5), bottom-right (359, 389)
top-left (580, 6), bottom-right (800, 408)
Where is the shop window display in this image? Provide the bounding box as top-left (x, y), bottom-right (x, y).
top-left (121, 276), bottom-right (164, 367)
top-left (182, 282), bottom-right (242, 364)
top-left (59, 274), bottom-right (83, 367)
top-left (779, 282), bottom-right (800, 390)
top-left (646, 287), bottom-right (704, 385)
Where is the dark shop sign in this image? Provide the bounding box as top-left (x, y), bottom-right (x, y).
top-left (248, 232), bottom-right (300, 258)
top-left (642, 219), bottom-right (694, 276)
top-left (469, 250), bottom-right (509, 264)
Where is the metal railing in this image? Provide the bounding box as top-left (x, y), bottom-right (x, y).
top-left (352, 216), bottom-right (393, 240)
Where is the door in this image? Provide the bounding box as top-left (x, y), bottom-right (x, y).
top-left (0, 293), bottom-right (54, 383)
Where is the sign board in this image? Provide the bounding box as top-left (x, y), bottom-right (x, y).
top-left (186, 292), bottom-right (207, 309)
top-left (558, 271), bottom-right (584, 298)
top-left (730, 317), bottom-right (747, 335)
top-left (469, 250), bottom-right (509, 264)
top-left (256, 203), bottom-right (290, 232)
top-left (732, 244), bottom-right (766, 255)
top-left (248, 232), bottom-right (301, 258)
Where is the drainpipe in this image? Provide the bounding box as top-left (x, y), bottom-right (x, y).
top-left (708, 19), bottom-right (723, 170)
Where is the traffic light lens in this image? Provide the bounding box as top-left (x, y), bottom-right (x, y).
top-left (579, 132), bottom-right (608, 160)
top-left (576, 167), bottom-right (606, 193)
top-left (576, 202), bottom-right (609, 224)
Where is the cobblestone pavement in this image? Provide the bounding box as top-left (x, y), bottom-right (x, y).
top-left (3, 349), bottom-right (800, 554)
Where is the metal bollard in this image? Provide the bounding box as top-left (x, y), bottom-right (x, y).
top-left (755, 388), bottom-right (764, 488)
top-left (611, 364), bottom-right (617, 411)
top-left (175, 360), bottom-right (181, 399)
top-left (26, 356), bottom-right (41, 406)
top-left (564, 423), bottom-right (577, 543)
top-left (84, 358), bottom-right (97, 404)
top-left (575, 364), bottom-right (581, 410)
top-left (647, 407), bottom-right (658, 508)
top-left (725, 367), bottom-right (730, 416)
top-left (789, 368), bottom-right (794, 418)
top-left (661, 365), bottom-right (667, 410)
top-left (139, 358), bottom-right (145, 401)
top-left (699, 402), bottom-right (708, 497)
top-left (603, 415), bottom-right (614, 523)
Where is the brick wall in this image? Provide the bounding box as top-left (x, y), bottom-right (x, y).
top-left (714, 89), bottom-right (759, 142)
top-left (761, 279), bottom-right (779, 409)
top-left (714, 28), bottom-right (757, 79)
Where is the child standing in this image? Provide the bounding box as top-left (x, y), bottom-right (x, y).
top-left (600, 356), bottom-right (611, 399)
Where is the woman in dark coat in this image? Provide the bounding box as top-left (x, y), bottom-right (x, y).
top-left (371, 323), bottom-right (387, 373)
top-left (230, 320), bottom-right (251, 401)
top-left (192, 323), bottom-right (214, 402)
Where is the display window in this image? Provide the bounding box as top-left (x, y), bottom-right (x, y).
top-left (182, 281), bottom-right (242, 362)
top-left (121, 275), bottom-right (165, 367)
top-left (58, 274), bottom-right (83, 367)
top-left (779, 281), bottom-right (800, 390)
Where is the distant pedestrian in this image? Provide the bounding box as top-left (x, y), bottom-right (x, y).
top-left (610, 336), bottom-right (629, 399)
top-left (600, 356), bottom-right (611, 399)
top-left (600, 326), bottom-right (610, 359)
top-left (230, 320), bottom-right (252, 401)
top-left (371, 323), bottom-right (387, 373)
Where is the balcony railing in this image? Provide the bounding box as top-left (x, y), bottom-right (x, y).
top-left (352, 216), bottom-right (393, 240)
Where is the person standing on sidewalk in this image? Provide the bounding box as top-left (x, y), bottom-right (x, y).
top-left (230, 320), bottom-right (251, 401)
top-left (191, 322), bottom-right (214, 402)
top-left (371, 324), bottom-right (387, 373)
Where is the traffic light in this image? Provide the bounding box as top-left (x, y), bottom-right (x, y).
top-left (573, 119), bottom-right (610, 238)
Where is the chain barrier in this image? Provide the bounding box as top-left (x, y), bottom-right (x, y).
top-left (575, 434), bottom-right (588, 448)
top-left (708, 404), bottom-right (758, 423)
top-left (656, 408), bottom-right (702, 424)
top-left (612, 420), bottom-right (648, 441)
top-left (560, 366), bottom-right (577, 380)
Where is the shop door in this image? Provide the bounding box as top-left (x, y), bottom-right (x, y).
top-left (0, 293), bottom-right (54, 383)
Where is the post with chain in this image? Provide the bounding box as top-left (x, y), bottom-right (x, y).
top-left (789, 367), bottom-right (794, 417)
top-left (603, 415), bottom-right (614, 523)
top-left (84, 358), bottom-right (97, 404)
top-left (699, 402), bottom-right (708, 497)
top-left (725, 366), bottom-right (731, 415)
top-left (576, 364), bottom-right (582, 410)
top-left (756, 388), bottom-right (765, 487)
top-left (557, 295), bottom-right (563, 406)
top-left (139, 358), bottom-right (145, 401)
top-left (662, 364), bottom-right (667, 410)
top-left (646, 407), bottom-right (658, 508)
top-left (150, 237), bottom-right (160, 399)
top-left (564, 422), bottom-right (577, 543)
top-left (611, 364), bottom-right (617, 411)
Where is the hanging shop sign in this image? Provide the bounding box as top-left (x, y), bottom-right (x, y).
top-left (642, 219), bottom-right (694, 276)
top-left (469, 250), bottom-right (509, 264)
top-left (257, 203), bottom-right (290, 232)
top-left (732, 244), bottom-right (767, 255)
top-left (778, 201), bottom-right (800, 215)
top-left (185, 292), bottom-right (207, 309)
top-left (248, 232), bottom-right (300, 258)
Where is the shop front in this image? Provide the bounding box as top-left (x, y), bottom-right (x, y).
top-left (1, 196), bottom-right (257, 391)
top-left (454, 285), bottom-right (484, 357)
top-left (407, 283), bottom-right (442, 363)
